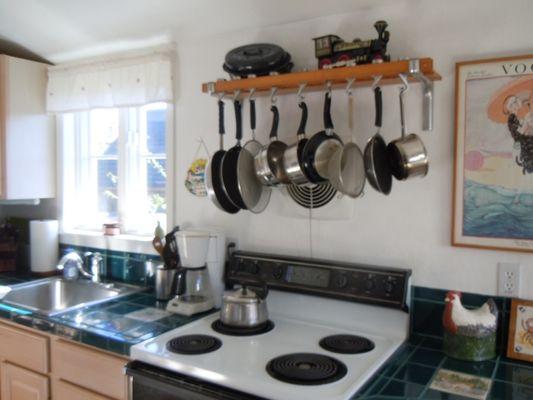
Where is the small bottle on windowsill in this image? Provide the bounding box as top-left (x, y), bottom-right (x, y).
top-left (103, 223), bottom-right (120, 236)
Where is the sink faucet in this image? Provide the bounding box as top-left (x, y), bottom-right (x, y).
top-left (57, 251), bottom-right (103, 283)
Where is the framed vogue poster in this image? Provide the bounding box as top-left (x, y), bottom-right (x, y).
top-left (453, 55), bottom-right (533, 252)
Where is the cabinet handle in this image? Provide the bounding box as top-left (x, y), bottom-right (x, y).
top-left (127, 375), bottom-right (133, 400)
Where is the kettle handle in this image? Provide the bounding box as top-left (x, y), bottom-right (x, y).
top-left (239, 274), bottom-right (268, 300)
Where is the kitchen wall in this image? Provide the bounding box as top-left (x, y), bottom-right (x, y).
top-left (174, 0), bottom-right (533, 298)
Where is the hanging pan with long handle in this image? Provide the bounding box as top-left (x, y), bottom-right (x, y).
top-left (328, 78), bottom-right (366, 198)
top-left (235, 96), bottom-right (271, 213)
top-left (283, 87), bottom-right (310, 185)
top-left (364, 81), bottom-right (392, 195)
top-left (205, 99), bottom-right (240, 213)
top-left (221, 97), bottom-right (248, 209)
top-left (301, 88), bottom-right (343, 183)
top-left (387, 74), bottom-right (429, 180)
top-left (254, 89), bottom-right (291, 186)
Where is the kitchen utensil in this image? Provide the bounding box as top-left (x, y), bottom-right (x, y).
top-left (223, 43), bottom-right (293, 78)
top-left (205, 99), bottom-right (240, 214)
top-left (221, 98), bottom-right (247, 209)
top-left (236, 96), bottom-right (271, 213)
top-left (283, 85), bottom-right (310, 185)
top-left (254, 90), bottom-right (290, 186)
top-left (364, 82), bottom-right (392, 194)
top-left (152, 236), bottom-right (165, 259)
top-left (327, 79), bottom-right (365, 198)
top-left (301, 89), bottom-right (343, 183)
top-left (166, 231), bottom-right (215, 316)
top-left (387, 74), bottom-right (429, 180)
top-left (162, 226), bottom-right (180, 268)
top-left (155, 264), bottom-right (177, 301)
top-left (220, 275), bottom-right (269, 328)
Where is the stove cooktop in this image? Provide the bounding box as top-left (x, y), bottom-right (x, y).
top-left (131, 310), bottom-right (403, 400)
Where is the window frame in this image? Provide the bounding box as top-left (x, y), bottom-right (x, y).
top-left (57, 102), bottom-right (174, 239)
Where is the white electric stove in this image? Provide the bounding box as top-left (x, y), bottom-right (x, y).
top-left (127, 249), bottom-right (411, 400)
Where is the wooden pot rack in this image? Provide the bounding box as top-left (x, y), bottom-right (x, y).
top-left (202, 58), bottom-right (441, 131)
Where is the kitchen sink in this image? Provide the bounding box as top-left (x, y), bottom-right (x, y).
top-left (2, 278), bottom-right (144, 316)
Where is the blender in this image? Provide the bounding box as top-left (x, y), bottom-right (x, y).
top-left (166, 231), bottom-right (215, 315)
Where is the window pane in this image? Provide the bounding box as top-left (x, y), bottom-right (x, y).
top-left (146, 158), bottom-right (166, 214)
top-left (146, 108), bottom-right (166, 154)
top-left (98, 159), bottom-right (118, 220)
top-left (90, 109), bottom-right (119, 156)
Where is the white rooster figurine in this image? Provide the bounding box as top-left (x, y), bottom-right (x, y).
top-left (442, 291), bottom-right (498, 361)
top-left (443, 291), bottom-right (498, 335)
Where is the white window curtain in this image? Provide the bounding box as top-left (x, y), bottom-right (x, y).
top-left (47, 47), bottom-right (174, 113)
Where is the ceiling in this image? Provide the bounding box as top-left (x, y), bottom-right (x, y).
top-left (0, 0), bottom-right (389, 64)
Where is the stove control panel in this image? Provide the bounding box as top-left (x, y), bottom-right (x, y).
top-left (226, 248), bottom-right (411, 311)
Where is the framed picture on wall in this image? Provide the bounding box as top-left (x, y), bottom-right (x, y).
top-left (508, 299), bottom-right (533, 362)
top-left (453, 54), bottom-right (533, 252)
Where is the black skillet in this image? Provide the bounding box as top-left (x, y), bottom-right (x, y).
top-left (221, 99), bottom-right (247, 209)
top-left (301, 92), bottom-right (343, 183)
top-left (363, 86), bottom-right (392, 194)
top-left (205, 100), bottom-right (239, 214)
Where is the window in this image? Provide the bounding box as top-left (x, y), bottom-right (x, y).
top-left (61, 102), bottom-right (171, 235)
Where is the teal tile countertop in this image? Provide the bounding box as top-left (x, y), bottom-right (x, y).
top-left (0, 273), bottom-right (212, 356)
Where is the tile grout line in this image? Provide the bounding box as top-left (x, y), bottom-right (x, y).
top-left (416, 355), bottom-right (447, 399)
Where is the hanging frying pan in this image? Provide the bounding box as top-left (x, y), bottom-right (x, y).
top-left (301, 91), bottom-right (343, 183)
top-left (221, 99), bottom-right (247, 209)
top-left (205, 100), bottom-right (240, 213)
top-left (283, 101), bottom-right (310, 185)
top-left (236, 98), bottom-right (271, 213)
top-left (363, 86), bottom-right (392, 195)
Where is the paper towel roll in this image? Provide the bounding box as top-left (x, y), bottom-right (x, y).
top-left (30, 220), bottom-right (59, 274)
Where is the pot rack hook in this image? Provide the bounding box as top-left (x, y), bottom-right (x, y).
top-left (399, 73), bottom-right (409, 92)
top-left (326, 80), bottom-right (332, 97)
top-left (371, 75), bottom-right (382, 90)
top-left (409, 59), bottom-right (434, 131)
top-left (217, 91), bottom-right (226, 102)
top-left (296, 83), bottom-right (307, 103)
top-left (346, 78), bottom-right (355, 96)
top-left (232, 89), bottom-right (241, 103)
top-left (248, 88), bottom-right (256, 102)
top-left (270, 87), bottom-right (278, 104)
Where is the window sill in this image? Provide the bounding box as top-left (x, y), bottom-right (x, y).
top-left (60, 230), bottom-right (158, 255)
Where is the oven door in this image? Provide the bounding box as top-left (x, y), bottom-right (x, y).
top-left (125, 361), bottom-right (268, 400)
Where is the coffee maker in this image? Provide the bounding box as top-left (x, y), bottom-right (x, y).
top-left (166, 230), bottom-right (217, 316)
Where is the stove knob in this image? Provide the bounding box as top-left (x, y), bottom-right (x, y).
top-left (335, 273), bottom-right (348, 288)
top-left (249, 261), bottom-right (260, 275)
top-left (365, 278), bottom-right (375, 292)
top-left (272, 265), bottom-right (284, 280)
top-left (385, 280), bottom-right (396, 294)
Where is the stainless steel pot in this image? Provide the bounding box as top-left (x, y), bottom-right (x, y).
top-left (220, 279), bottom-right (268, 328)
top-left (387, 76), bottom-right (428, 180)
top-left (283, 101), bottom-right (309, 185)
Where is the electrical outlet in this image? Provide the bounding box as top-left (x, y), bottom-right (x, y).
top-left (498, 262), bottom-right (521, 297)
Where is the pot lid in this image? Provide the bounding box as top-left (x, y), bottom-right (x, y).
top-left (224, 286), bottom-right (262, 304)
top-left (224, 43), bottom-right (289, 72)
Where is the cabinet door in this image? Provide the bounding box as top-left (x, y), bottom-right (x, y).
top-left (53, 379), bottom-right (114, 400)
top-left (1, 362), bottom-right (48, 400)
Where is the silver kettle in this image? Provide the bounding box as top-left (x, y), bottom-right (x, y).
top-left (220, 278), bottom-right (268, 328)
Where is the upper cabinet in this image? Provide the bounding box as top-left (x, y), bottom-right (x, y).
top-left (0, 55), bottom-right (55, 200)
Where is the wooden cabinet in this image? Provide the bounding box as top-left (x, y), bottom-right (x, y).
top-left (0, 55), bottom-right (55, 200)
top-left (0, 323), bottom-right (49, 373)
top-left (1, 362), bottom-right (49, 400)
top-left (53, 379), bottom-right (114, 400)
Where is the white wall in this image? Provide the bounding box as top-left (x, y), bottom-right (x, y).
top-left (174, 0), bottom-right (533, 298)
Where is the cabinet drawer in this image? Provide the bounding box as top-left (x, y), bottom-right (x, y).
top-left (52, 339), bottom-right (127, 399)
top-left (0, 323), bottom-right (49, 373)
top-left (54, 379), bottom-right (115, 400)
top-left (1, 362), bottom-right (49, 400)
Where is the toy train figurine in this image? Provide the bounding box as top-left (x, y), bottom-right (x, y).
top-left (313, 21), bottom-right (390, 69)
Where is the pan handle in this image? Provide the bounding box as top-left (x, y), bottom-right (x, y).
top-left (297, 102), bottom-right (308, 136)
top-left (374, 87), bottom-right (382, 129)
top-left (234, 100), bottom-right (242, 142)
top-left (270, 105), bottom-right (279, 140)
top-left (218, 100), bottom-right (225, 135)
top-left (250, 99), bottom-right (256, 132)
top-left (323, 93), bottom-right (334, 132)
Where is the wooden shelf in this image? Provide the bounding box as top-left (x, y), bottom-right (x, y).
top-left (201, 58), bottom-right (441, 96)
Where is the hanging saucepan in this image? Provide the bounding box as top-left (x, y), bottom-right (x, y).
top-left (363, 84), bottom-right (392, 195)
top-left (328, 80), bottom-right (366, 198)
top-left (254, 90), bottom-right (291, 186)
top-left (283, 99), bottom-right (309, 185)
top-left (205, 99), bottom-right (240, 214)
top-left (301, 90), bottom-right (343, 183)
top-left (235, 96), bottom-right (271, 213)
top-left (221, 98), bottom-right (247, 209)
top-left (387, 74), bottom-right (429, 180)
